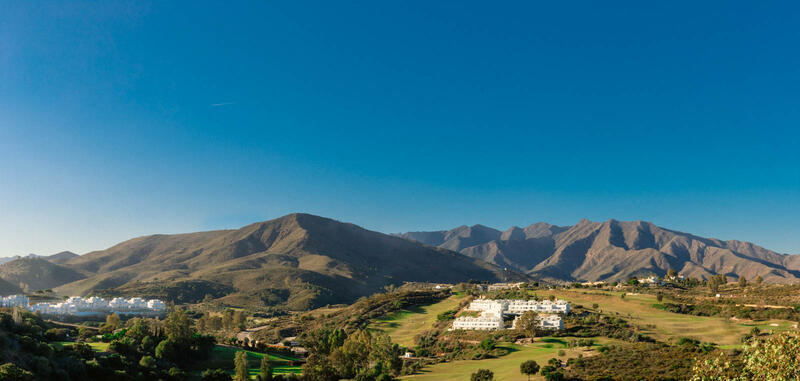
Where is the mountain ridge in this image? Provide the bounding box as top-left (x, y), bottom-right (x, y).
top-left (50, 213), bottom-right (518, 309)
top-left (398, 219), bottom-right (800, 283)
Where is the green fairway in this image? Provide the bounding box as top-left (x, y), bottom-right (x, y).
top-left (369, 293), bottom-right (465, 347)
top-left (207, 345), bottom-right (302, 378)
top-left (403, 337), bottom-right (619, 381)
top-left (549, 289), bottom-right (795, 345)
top-left (53, 341), bottom-right (110, 352)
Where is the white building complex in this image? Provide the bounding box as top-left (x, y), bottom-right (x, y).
top-left (0, 294), bottom-right (30, 308)
top-left (451, 312), bottom-right (504, 330)
top-left (25, 296), bottom-right (166, 317)
top-left (451, 298), bottom-right (570, 331)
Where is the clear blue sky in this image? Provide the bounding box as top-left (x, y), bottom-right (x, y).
top-left (1, 1), bottom-right (798, 256)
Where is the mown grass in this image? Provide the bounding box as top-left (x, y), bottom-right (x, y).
top-left (402, 337), bottom-right (620, 381)
top-left (368, 293), bottom-right (466, 347)
top-left (548, 289), bottom-right (795, 345)
top-left (53, 341), bottom-right (110, 352)
top-left (207, 345), bottom-right (302, 378)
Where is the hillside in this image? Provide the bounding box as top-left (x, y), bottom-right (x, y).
top-left (0, 277), bottom-right (22, 296)
top-left (399, 219), bottom-right (800, 283)
top-left (55, 213), bottom-right (515, 309)
top-left (0, 257), bottom-right (87, 292)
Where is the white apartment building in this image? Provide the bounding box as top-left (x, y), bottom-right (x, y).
top-left (505, 299), bottom-right (571, 315)
top-left (451, 312), bottom-right (504, 330)
top-left (28, 296), bottom-right (167, 317)
top-left (468, 298), bottom-right (570, 316)
top-left (451, 298), bottom-right (570, 331)
top-left (0, 295), bottom-right (29, 308)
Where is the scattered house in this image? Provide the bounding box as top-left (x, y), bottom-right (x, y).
top-left (450, 298), bottom-right (570, 331)
top-left (639, 276), bottom-right (662, 285)
top-left (403, 351), bottom-right (415, 358)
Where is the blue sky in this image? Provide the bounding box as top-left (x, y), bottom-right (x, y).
top-left (1, 1), bottom-right (798, 256)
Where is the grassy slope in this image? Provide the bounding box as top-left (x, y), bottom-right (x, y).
top-left (53, 341), bottom-right (110, 352)
top-left (206, 345), bottom-right (302, 378)
top-left (403, 338), bottom-right (620, 381)
top-left (385, 288), bottom-right (796, 380)
top-left (548, 289), bottom-right (795, 345)
top-left (369, 293), bottom-right (466, 347)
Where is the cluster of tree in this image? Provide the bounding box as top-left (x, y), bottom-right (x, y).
top-left (252, 290), bottom-right (451, 346)
top-left (0, 307), bottom-right (221, 380)
top-left (196, 309), bottom-right (248, 334)
top-left (691, 332), bottom-right (800, 380)
top-left (300, 328), bottom-right (402, 381)
top-left (708, 274), bottom-right (728, 293)
top-left (657, 300), bottom-right (800, 321)
top-left (560, 311), bottom-right (653, 343)
top-left (564, 342), bottom-right (706, 380)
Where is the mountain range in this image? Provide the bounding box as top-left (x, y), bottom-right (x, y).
top-left (1, 214), bottom-right (797, 310)
top-left (0, 214), bottom-right (513, 309)
top-left (400, 219), bottom-right (800, 283)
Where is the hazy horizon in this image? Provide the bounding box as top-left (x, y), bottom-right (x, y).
top-left (2, 1), bottom-right (798, 256)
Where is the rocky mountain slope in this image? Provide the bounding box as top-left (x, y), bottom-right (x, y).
top-left (51, 213), bottom-right (515, 309)
top-left (400, 219), bottom-right (800, 283)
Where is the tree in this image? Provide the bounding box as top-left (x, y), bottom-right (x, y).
top-left (667, 269), bottom-right (678, 278)
top-left (471, 368), bottom-right (494, 381)
top-left (0, 363), bottom-right (34, 381)
top-left (738, 276), bottom-right (748, 288)
top-left (234, 351), bottom-right (248, 381)
top-left (755, 275), bottom-right (763, 285)
top-left (627, 277), bottom-right (639, 286)
top-left (520, 360), bottom-right (540, 381)
top-left (692, 332), bottom-right (800, 380)
top-left (105, 312), bottom-right (120, 330)
top-left (302, 354), bottom-right (338, 381)
top-left (201, 368), bottom-right (232, 381)
top-left (479, 337), bottom-right (496, 351)
top-left (164, 310), bottom-right (193, 341)
top-left (258, 354), bottom-right (272, 381)
top-left (139, 355), bottom-right (157, 369)
top-left (656, 292), bottom-right (664, 302)
top-left (516, 311), bottom-right (540, 339)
